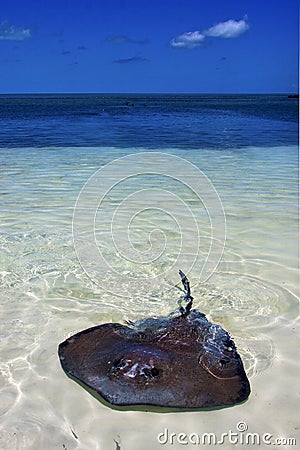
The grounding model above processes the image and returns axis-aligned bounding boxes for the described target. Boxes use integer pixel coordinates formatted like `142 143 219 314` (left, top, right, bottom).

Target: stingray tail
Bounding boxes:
178 270 194 316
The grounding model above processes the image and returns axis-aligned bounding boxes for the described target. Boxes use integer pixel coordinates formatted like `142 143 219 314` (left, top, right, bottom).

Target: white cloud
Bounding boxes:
170 17 249 49
204 19 249 39
170 31 206 49
0 21 32 41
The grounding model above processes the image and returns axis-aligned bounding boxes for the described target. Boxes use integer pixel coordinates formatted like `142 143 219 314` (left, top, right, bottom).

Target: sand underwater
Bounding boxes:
0 95 299 449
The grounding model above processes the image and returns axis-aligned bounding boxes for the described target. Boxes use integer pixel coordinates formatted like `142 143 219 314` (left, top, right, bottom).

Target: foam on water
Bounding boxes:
0 145 299 449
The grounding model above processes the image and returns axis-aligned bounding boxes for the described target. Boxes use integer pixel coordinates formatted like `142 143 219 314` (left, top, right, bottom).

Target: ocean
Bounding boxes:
0 94 299 449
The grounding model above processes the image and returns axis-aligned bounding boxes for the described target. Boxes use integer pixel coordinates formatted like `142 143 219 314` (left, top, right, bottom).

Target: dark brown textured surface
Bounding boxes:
58 309 250 409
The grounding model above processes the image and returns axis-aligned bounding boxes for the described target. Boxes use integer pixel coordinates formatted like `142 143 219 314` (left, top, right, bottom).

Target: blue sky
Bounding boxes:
0 0 298 93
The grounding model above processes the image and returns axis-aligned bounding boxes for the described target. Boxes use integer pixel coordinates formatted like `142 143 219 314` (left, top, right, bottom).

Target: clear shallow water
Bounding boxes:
0 95 299 449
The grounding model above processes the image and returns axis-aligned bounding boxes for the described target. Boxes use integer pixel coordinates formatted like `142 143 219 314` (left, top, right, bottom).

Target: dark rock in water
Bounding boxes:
288 94 299 98
58 271 250 409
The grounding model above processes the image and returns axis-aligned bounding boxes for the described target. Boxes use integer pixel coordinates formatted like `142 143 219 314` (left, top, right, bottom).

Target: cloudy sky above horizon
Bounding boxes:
0 0 298 93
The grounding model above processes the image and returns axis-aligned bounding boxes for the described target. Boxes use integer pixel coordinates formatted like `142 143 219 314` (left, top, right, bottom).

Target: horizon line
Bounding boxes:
0 92 297 96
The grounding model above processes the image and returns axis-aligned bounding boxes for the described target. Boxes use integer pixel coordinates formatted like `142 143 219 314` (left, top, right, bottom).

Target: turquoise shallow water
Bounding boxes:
0 142 299 449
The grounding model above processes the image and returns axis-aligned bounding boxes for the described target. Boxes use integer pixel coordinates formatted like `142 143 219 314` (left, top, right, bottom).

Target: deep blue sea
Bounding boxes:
0 94 299 450
0 94 298 148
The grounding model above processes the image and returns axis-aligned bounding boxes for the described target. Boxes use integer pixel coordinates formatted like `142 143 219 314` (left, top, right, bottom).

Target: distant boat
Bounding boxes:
288 94 299 98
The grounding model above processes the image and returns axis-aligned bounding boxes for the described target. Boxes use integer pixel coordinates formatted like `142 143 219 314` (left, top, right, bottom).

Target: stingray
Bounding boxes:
58 271 250 409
